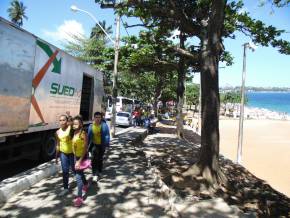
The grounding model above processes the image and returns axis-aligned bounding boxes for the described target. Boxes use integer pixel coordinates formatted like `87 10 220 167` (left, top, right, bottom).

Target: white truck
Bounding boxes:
0 17 105 164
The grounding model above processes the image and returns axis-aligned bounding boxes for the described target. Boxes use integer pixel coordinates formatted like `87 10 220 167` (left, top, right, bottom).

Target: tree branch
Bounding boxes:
125 23 154 28
154 59 178 69
168 46 199 62
121 0 202 37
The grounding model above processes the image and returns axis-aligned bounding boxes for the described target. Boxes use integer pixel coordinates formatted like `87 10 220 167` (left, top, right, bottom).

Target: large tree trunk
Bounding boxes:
176 31 186 138
182 0 227 186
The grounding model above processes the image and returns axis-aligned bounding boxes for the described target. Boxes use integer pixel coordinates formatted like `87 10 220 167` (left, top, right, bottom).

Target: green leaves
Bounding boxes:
220 91 247 104
236 12 290 54
117 31 178 103
7 0 27 27
185 83 200 107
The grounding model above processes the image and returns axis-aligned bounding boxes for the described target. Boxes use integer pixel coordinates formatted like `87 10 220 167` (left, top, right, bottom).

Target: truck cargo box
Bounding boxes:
0 17 104 136
0 17 35 133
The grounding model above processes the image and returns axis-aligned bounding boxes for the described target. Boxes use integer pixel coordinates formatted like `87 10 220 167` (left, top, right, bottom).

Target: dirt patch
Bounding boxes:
143 122 290 217
0 95 30 132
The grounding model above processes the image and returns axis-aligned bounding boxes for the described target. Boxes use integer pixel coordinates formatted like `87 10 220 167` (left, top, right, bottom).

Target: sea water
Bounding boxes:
247 92 290 115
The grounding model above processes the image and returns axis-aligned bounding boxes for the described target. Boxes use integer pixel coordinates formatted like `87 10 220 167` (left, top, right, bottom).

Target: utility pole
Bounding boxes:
237 42 256 164
237 44 247 164
111 13 120 137
97 0 121 137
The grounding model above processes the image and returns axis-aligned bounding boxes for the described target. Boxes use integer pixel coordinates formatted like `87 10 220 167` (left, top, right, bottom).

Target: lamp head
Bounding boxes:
70 5 79 12
248 41 257 51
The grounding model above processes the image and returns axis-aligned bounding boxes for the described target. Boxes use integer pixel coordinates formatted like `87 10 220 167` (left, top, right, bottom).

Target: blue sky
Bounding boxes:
0 0 289 88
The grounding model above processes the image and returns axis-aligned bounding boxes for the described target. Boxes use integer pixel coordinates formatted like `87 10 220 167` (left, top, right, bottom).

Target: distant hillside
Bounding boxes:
220 86 290 92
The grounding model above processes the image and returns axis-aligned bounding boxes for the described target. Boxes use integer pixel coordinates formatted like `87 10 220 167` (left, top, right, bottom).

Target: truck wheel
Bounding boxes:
40 133 56 161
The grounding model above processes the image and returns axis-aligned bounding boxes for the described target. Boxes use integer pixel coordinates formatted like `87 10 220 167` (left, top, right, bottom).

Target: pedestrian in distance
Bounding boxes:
132 109 138 127
72 115 89 207
88 112 110 182
195 121 199 133
136 108 141 126
55 115 75 196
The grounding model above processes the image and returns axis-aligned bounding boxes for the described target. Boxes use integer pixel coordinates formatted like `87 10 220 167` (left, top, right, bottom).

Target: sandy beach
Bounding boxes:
219 119 290 197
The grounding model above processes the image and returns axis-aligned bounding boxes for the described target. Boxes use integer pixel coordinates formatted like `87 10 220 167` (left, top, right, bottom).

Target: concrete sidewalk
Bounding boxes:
0 126 251 218
0 127 175 218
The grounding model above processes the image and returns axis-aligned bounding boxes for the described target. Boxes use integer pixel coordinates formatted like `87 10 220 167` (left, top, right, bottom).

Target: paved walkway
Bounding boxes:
0 127 251 218
0 128 175 218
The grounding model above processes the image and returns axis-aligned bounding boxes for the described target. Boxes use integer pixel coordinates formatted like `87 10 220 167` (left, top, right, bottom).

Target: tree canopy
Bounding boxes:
185 83 199 109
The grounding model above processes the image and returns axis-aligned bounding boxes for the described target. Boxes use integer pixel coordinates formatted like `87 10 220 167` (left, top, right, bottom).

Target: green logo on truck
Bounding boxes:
37 40 62 74
50 82 75 96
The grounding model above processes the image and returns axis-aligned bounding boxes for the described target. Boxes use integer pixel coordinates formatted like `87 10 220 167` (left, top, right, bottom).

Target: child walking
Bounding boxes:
56 115 75 196
72 115 89 207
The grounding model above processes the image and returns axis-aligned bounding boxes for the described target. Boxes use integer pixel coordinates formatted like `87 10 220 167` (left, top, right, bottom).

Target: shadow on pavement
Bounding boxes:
0 128 171 218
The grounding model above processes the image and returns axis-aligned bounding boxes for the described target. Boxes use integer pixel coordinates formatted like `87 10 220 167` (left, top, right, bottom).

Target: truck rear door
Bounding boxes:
0 19 35 133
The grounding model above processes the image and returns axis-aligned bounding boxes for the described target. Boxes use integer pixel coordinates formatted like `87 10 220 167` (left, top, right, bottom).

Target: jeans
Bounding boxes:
75 157 88 197
91 144 105 176
60 152 75 189
132 118 136 127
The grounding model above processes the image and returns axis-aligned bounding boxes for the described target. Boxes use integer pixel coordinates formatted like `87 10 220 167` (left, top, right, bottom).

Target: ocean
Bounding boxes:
246 92 290 115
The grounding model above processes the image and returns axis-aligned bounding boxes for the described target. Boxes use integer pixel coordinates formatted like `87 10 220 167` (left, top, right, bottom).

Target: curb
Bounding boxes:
0 161 60 204
115 126 135 136
144 153 180 216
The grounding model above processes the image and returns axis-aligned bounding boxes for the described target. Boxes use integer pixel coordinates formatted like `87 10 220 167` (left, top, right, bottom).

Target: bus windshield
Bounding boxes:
119 97 133 113
106 96 133 116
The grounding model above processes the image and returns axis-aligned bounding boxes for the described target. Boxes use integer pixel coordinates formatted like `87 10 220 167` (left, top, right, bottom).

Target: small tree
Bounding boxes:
90 20 113 41
119 32 178 115
7 0 27 27
186 84 199 110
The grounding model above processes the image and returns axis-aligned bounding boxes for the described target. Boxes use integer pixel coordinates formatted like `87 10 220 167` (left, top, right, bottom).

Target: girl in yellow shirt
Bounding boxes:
72 115 89 207
56 115 75 196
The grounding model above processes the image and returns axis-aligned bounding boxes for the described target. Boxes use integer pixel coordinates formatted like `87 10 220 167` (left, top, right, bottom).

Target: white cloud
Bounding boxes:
172 29 180 37
238 7 248 15
42 20 85 44
168 29 180 43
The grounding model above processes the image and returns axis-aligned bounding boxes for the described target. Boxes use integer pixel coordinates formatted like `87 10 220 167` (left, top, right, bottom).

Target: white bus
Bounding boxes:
105 96 134 120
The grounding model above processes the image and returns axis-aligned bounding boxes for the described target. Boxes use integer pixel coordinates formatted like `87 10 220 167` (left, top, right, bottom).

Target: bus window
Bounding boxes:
122 98 133 105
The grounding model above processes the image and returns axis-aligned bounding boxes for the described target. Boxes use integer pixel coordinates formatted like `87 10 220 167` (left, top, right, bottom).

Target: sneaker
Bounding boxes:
82 184 89 194
59 189 69 196
74 197 83 207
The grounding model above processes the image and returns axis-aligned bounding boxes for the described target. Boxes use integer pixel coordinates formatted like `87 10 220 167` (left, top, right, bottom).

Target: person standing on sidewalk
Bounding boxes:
55 115 75 196
72 115 89 207
88 112 110 182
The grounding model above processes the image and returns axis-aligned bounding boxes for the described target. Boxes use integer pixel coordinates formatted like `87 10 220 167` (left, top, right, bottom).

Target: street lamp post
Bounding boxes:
98 0 121 137
237 42 256 164
70 5 120 137
111 14 120 137
71 5 115 44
